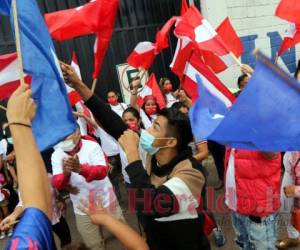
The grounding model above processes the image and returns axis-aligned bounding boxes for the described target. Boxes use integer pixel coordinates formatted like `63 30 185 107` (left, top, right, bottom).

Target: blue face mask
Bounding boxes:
139 129 160 155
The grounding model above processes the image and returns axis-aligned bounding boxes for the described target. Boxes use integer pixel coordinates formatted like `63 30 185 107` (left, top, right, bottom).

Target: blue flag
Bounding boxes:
189 75 231 141
209 52 300 151
0 0 76 151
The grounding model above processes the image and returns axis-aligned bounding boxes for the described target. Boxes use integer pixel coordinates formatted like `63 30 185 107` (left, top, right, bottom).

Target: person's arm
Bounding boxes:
177 89 192 108
79 198 149 250
193 141 209 162
73 111 98 128
7 85 52 219
61 62 127 140
130 79 141 111
0 206 23 231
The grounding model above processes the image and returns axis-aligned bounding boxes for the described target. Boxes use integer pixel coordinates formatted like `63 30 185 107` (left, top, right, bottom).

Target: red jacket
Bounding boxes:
225 149 281 217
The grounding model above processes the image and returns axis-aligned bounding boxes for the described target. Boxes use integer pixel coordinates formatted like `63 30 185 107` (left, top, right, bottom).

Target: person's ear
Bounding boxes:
166 137 177 148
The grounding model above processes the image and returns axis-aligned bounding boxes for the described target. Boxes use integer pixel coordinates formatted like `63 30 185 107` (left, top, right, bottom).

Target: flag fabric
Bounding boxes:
71 52 81 79
277 23 300 56
201 17 244 73
45 0 119 79
155 17 177 53
137 73 166 109
127 42 157 70
189 74 231 141
0 0 76 151
181 0 189 15
174 6 230 57
170 37 194 78
93 0 119 78
0 53 31 100
208 52 300 151
275 0 300 25
127 17 177 70
184 52 236 104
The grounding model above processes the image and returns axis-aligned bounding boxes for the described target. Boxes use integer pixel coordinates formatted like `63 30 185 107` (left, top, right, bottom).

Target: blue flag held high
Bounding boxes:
0 0 76 151
208 51 300 151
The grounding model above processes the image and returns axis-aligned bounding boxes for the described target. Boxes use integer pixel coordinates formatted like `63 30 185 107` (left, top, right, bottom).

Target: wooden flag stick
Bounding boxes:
229 51 243 67
12 0 26 87
0 105 7 111
91 79 97 93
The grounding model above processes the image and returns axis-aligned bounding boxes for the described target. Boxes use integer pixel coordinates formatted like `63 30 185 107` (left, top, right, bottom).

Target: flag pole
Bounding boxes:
229 52 252 77
12 0 26 87
91 78 97 93
0 105 7 112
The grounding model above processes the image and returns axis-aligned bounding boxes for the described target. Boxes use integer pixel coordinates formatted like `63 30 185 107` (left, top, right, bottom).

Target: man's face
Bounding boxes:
147 116 175 148
239 76 249 91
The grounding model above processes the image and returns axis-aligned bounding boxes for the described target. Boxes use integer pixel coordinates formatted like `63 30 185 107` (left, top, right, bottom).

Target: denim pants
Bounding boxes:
231 212 278 250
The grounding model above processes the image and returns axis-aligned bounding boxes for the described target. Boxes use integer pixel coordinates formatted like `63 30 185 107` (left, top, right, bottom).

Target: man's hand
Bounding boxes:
7 85 36 127
118 130 140 163
60 61 82 88
78 196 109 225
0 213 17 231
64 155 81 173
65 184 80 195
241 64 254 76
62 159 73 176
284 185 296 198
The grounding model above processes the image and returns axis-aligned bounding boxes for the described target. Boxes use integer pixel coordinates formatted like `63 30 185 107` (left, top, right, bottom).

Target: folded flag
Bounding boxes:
201 17 244 73
137 73 166 109
0 52 31 100
209 52 300 151
275 0 300 25
277 23 300 56
0 0 77 151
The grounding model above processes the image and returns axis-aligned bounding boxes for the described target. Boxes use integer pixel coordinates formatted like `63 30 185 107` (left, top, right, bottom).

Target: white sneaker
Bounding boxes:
0 231 6 240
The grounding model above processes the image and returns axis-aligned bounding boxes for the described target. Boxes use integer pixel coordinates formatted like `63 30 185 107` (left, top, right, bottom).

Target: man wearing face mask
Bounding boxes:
51 128 124 250
107 90 128 117
60 62 210 250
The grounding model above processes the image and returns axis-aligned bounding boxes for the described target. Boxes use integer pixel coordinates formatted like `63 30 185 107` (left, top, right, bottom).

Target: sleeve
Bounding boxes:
6 208 55 250
79 143 108 182
126 160 180 218
85 95 127 140
139 109 152 129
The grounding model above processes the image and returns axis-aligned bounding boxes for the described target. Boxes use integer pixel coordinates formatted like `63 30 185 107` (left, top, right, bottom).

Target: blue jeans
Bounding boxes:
231 212 278 250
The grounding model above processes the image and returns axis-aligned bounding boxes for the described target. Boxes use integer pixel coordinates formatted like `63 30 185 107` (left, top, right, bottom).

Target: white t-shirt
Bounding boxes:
94 127 120 157
0 139 8 159
110 103 128 117
51 139 115 215
166 93 178 108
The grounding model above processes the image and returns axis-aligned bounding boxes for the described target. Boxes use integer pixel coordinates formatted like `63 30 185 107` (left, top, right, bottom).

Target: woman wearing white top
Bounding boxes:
107 90 128 117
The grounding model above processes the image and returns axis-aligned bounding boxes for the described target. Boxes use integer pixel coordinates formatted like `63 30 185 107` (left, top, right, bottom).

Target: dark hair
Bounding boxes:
294 60 300 78
122 107 140 120
107 90 119 96
237 74 248 89
171 102 188 113
159 107 193 152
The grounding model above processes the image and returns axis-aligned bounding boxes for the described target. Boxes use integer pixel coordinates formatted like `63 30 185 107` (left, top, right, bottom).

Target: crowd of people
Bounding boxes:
0 60 300 250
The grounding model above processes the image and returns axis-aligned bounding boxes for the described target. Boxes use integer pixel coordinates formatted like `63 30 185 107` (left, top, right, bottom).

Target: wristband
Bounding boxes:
8 122 31 128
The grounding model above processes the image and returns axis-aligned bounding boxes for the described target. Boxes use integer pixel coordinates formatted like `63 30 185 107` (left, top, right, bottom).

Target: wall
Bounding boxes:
201 0 299 89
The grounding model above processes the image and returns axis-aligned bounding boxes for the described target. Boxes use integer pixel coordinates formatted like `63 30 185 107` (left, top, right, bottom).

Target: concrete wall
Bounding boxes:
200 0 299 89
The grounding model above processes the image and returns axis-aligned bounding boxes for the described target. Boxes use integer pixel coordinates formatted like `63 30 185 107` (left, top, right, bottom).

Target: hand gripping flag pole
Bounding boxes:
12 0 26 87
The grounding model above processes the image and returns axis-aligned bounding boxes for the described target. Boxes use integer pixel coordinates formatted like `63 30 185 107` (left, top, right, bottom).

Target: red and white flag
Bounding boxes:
275 0 300 25
275 0 300 56
137 73 166 109
45 0 119 80
200 17 244 73
71 52 82 79
0 53 31 100
174 6 230 57
127 17 177 70
127 42 157 70
277 23 300 56
181 0 189 15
